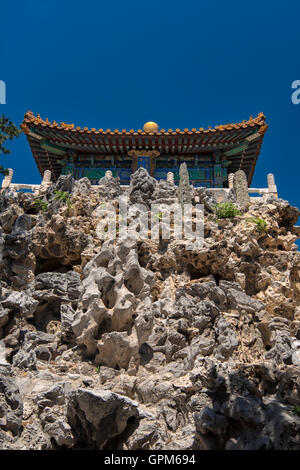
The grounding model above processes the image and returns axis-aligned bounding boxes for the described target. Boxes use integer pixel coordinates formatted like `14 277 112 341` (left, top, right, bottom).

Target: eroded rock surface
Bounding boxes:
0 172 299 450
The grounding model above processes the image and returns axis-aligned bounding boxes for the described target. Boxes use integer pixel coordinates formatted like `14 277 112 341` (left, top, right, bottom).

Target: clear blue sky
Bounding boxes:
1 0 300 209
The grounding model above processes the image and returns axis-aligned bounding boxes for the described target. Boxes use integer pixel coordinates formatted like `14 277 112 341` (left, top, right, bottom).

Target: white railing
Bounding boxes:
0 169 52 194
1 169 278 201
228 172 278 200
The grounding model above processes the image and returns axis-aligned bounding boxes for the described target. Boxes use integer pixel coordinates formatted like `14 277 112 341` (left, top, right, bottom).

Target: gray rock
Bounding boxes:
126 418 161 450
34 271 81 302
98 175 121 201
16 420 51 450
151 179 177 205
0 308 10 329
129 168 156 209
72 234 153 357
233 169 250 209
48 175 74 196
0 187 17 214
219 280 265 313
12 331 59 370
2 291 38 318
43 418 75 448
1 161 300 451
214 317 238 361
178 163 192 207
11 214 33 236
0 340 9 366
194 407 228 436
197 187 217 212
60 304 77 342
265 332 293 364
13 348 37 370
66 388 140 449
192 361 300 450
192 337 215 357
72 177 91 195
0 375 23 436
36 383 71 409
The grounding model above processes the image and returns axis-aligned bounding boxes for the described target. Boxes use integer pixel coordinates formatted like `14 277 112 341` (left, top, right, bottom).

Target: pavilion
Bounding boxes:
22 111 268 188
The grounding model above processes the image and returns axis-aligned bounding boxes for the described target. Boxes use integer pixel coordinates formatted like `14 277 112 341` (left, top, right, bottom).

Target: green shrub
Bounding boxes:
34 199 48 211
292 405 300 416
247 217 268 234
53 190 72 207
214 202 241 220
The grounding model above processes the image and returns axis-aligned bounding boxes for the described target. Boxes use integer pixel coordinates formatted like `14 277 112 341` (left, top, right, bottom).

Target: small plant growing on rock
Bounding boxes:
292 405 300 416
53 190 72 207
247 217 268 234
214 202 241 221
34 199 48 211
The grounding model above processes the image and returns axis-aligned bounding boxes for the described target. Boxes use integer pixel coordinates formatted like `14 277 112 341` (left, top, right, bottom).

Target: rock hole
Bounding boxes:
25 208 37 215
139 342 154 364
29 300 61 332
35 257 75 275
124 272 143 295
102 415 140 450
186 264 210 280
96 317 112 339
213 273 222 286
102 288 117 309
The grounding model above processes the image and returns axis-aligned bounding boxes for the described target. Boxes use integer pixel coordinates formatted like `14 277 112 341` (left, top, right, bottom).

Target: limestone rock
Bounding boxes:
66 388 140 449
2 291 38 319
129 168 156 208
46 175 74 198
233 169 250 209
98 175 121 201
12 331 59 370
178 163 192 207
196 187 217 212
0 375 23 437
151 179 177 205
0 175 299 450
71 234 154 358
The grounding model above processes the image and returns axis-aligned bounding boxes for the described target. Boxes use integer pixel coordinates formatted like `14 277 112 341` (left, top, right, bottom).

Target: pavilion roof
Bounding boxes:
22 111 268 183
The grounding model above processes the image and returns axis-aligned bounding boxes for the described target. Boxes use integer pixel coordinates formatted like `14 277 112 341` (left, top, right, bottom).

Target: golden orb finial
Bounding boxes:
143 121 159 133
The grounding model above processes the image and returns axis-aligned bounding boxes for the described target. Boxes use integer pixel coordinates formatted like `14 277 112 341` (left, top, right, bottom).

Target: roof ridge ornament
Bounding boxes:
143 121 159 133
